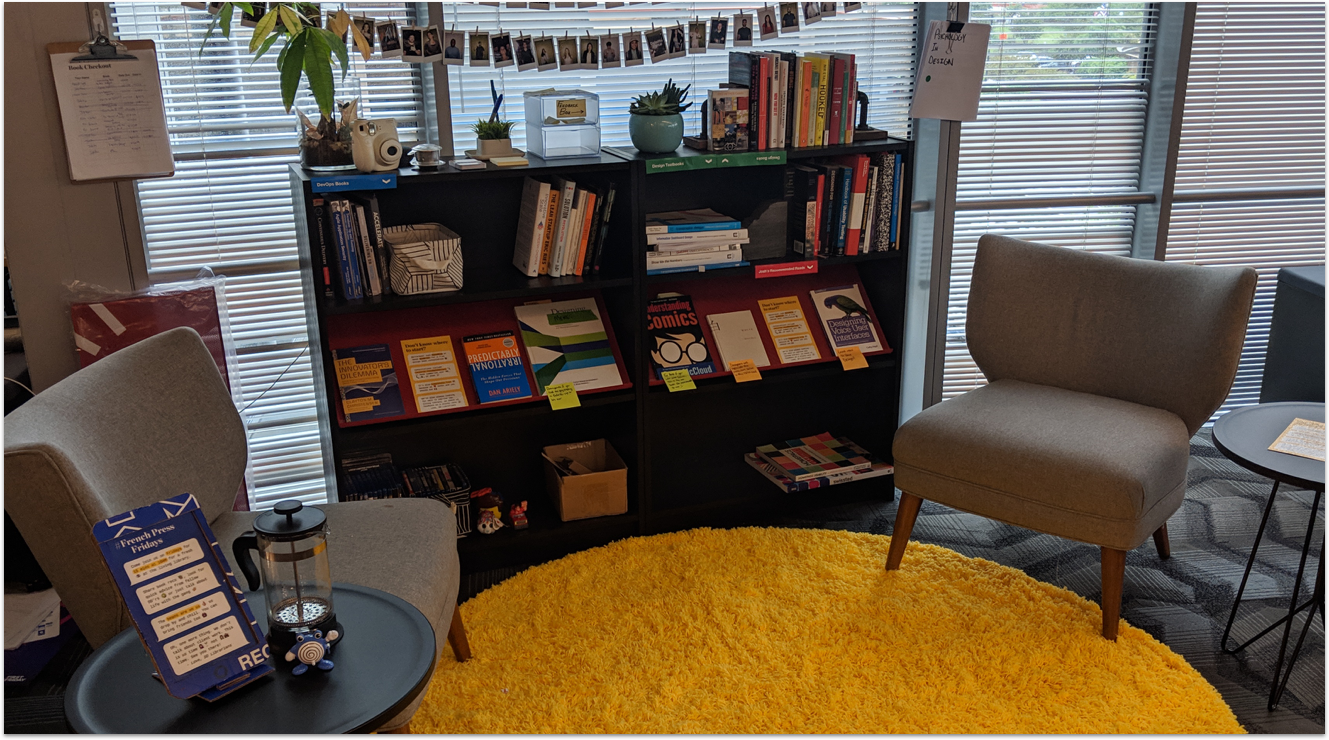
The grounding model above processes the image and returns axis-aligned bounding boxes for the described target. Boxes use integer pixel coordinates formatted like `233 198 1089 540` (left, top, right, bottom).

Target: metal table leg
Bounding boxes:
1270 543 1324 709
1266 485 1323 710
1221 480 1283 653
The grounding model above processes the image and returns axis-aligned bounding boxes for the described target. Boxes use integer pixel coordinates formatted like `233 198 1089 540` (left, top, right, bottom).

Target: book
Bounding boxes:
332 343 405 422
757 54 769 151
861 165 879 252
513 177 552 277
798 59 813 148
538 186 561 274
745 442 893 492
462 331 534 404
756 432 874 482
590 182 617 273
757 295 821 363
400 335 468 413
573 189 596 275
311 197 336 299
330 199 362 300
769 54 783 150
646 294 717 380
347 193 389 295
828 56 846 146
580 185 607 275
806 53 830 145
352 203 382 296
646 261 750 276
789 164 820 257
891 153 904 249
562 189 585 278
818 164 842 257
810 284 885 353
491 156 530 167
831 154 869 256
645 208 742 234
707 310 772 369
708 88 750 152
868 152 895 253
834 165 853 256
646 246 744 269
648 229 749 248
549 177 577 276
513 297 624 395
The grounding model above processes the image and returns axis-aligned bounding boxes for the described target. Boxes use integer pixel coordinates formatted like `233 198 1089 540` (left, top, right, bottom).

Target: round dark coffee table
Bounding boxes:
65 583 436 733
1212 401 1324 710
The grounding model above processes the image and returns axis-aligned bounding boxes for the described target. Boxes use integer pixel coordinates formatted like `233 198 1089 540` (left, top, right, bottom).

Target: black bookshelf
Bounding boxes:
291 137 913 573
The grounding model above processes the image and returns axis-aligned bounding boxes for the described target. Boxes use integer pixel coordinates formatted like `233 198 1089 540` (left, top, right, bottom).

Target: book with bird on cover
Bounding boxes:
809 284 883 353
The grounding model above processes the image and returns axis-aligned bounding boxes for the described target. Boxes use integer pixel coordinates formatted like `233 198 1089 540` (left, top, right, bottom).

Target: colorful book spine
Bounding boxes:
538 188 560 275
799 60 813 148
835 165 853 256
828 56 846 146
331 199 362 300
311 197 335 299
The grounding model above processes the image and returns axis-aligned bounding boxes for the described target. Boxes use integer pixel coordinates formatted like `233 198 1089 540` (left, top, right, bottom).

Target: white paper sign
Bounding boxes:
909 20 991 122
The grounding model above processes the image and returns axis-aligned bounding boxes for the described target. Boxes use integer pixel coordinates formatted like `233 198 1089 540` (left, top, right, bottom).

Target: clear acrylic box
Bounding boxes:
524 89 600 159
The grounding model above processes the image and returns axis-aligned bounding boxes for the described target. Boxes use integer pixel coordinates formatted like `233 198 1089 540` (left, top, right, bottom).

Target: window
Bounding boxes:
110 2 431 509
436 3 918 152
942 2 1160 399
1165 2 1325 416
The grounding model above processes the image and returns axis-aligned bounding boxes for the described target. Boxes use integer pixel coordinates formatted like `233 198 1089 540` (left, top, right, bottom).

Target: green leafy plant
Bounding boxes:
203 2 366 119
628 78 693 116
472 119 518 140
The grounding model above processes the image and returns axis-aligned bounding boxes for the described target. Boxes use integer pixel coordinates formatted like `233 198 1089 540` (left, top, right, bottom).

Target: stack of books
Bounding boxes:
746 432 893 493
512 176 617 278
645 209 750 275
790 152 905 256
724 50 861 153
312 193 390 300
339 452 407 501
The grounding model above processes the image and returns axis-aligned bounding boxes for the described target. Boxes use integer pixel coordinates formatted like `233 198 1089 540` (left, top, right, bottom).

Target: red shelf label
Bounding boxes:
754 260 819 279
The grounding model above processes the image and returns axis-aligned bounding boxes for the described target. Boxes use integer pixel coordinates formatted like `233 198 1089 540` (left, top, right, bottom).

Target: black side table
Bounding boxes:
65 583 436 733
1213 402 1325 710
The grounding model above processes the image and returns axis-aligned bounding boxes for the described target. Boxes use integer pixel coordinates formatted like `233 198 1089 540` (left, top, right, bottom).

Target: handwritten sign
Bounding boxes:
661 369 697 392
729 359 763 383
836 346 869 371
908 20 991 122
547 382 581 410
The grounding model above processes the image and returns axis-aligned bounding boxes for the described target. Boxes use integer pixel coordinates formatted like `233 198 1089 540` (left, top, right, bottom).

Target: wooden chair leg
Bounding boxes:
1152 523 1171 560
447 606 472 662
885 493 923 571
1100 547 1127 641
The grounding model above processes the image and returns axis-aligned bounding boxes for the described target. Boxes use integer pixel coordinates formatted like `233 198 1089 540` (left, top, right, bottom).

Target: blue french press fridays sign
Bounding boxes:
93 493 274 701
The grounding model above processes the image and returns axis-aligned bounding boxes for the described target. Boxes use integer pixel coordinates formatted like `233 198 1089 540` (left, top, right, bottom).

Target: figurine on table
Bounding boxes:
510 501 529 530
472 487 505 534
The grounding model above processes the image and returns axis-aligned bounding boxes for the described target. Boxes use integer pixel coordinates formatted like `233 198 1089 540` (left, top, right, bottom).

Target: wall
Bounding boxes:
4 2 148 392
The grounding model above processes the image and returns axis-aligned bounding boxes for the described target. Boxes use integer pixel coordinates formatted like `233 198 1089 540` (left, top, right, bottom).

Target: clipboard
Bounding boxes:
47 37 175 183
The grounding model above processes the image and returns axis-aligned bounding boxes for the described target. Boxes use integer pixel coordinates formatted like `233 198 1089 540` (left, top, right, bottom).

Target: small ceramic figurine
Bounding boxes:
285 628 339 675
510 500 529 530
472 487 505 535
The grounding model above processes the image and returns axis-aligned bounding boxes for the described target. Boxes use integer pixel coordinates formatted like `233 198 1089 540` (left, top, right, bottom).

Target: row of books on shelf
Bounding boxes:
711 50 860 153
792 152 904 257
340 455 476 535
313 194 392 301
746 432 893 493
512 176 618 278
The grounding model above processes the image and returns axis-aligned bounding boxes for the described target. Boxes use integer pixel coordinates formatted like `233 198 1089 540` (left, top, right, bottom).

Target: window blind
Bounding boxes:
1165 2 1325 417
942 2 1159 400
111 2 429 509
435 3 918 151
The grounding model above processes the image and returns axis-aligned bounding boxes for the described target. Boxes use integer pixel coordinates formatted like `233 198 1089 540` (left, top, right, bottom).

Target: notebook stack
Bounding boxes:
746 433 893 493
645 208 751 275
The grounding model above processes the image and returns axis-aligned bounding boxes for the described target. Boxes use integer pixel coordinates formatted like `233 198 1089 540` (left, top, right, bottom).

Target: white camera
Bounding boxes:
351 118 402 173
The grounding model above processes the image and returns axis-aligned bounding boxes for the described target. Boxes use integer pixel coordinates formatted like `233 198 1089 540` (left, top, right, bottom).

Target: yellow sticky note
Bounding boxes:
661 369 697 392
546 382 581 410
729 359 763 382
836 346 869 370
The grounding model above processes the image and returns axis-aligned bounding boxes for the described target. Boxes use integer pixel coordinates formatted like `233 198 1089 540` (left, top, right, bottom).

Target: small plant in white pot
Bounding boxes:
472 119 517 158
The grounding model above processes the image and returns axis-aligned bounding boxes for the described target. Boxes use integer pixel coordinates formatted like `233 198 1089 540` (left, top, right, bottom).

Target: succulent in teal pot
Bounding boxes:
628 78 692 154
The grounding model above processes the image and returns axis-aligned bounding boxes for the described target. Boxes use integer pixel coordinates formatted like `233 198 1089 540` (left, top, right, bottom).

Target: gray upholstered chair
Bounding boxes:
4 327 467 730
888 235 1257 640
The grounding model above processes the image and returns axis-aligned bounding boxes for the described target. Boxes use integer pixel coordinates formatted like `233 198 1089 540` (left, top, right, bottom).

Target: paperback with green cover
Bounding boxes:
514 297 623 395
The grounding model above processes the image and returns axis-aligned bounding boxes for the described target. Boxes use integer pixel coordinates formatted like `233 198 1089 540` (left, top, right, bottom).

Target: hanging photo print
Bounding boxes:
843 2 862 10
821 2 838 17
666 24 687 59
535 36 558 70
804 2 824 24
780 3 799 32
530 1 550 7
352 17 377 54
600 33 621 68
644 27 668 63
758 6 779 40
378 21 402 58
708 17 729 49
443 30 465 65
688 21 706 54
492 32 515 67
578 36 599 68
421 25 445 62
558 36 581 70
515 35 538 70
733 13 754 46
471 32 491 66
623 30 645 66
402 26 425 62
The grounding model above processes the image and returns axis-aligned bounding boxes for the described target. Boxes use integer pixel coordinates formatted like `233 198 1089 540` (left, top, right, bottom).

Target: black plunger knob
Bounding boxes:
274 499 303 524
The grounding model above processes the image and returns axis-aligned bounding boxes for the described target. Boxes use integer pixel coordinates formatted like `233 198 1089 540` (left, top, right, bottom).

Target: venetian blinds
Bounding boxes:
110 2 431 509
942 2 1160 399
435 3 918 152
1165 2 1325 417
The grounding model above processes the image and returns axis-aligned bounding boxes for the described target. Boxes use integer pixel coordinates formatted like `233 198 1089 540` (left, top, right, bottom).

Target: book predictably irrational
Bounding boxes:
332 343 406 422
513 297 623 395
646 294 717 380
463 331 534 404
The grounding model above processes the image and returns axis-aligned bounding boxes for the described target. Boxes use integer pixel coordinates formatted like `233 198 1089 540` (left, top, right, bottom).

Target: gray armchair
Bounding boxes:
4 327 467 730
888 235 1257 640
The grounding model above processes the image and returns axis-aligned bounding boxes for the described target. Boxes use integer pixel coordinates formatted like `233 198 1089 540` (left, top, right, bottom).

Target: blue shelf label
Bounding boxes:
311 172 398 192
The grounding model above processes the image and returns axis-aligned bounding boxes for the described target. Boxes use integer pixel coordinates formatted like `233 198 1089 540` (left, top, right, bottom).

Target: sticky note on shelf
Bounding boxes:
546 383 580 410
661 369 697 392
729 360 762 382
836 346 868 371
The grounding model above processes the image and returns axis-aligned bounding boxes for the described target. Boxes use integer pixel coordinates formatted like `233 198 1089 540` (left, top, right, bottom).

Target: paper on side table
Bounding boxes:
1268 417 1326 462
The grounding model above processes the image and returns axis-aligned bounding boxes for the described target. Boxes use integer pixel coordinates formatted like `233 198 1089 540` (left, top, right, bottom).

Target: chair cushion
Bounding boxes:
892 379 1191 551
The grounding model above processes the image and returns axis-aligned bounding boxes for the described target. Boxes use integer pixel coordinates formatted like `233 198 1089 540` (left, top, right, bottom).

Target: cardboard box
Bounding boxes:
542 440 629 521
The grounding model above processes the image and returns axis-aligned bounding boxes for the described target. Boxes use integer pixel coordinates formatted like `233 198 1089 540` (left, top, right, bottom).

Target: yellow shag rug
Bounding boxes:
410 527 1244 734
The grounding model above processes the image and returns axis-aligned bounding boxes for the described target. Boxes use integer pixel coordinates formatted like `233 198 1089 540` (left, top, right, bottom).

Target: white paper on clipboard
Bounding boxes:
908 20 991 122
48 41 174 182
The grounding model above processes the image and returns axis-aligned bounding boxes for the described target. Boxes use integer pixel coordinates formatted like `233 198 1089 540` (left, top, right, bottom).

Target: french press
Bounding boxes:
232 500 343 657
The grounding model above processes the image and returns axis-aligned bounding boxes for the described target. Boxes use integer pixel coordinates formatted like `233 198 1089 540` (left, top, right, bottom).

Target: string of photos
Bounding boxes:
187 2 864 71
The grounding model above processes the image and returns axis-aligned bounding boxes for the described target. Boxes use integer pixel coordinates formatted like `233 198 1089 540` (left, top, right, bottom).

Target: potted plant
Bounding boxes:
203 3 367 170
472 119 518 158
628 79 692 154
